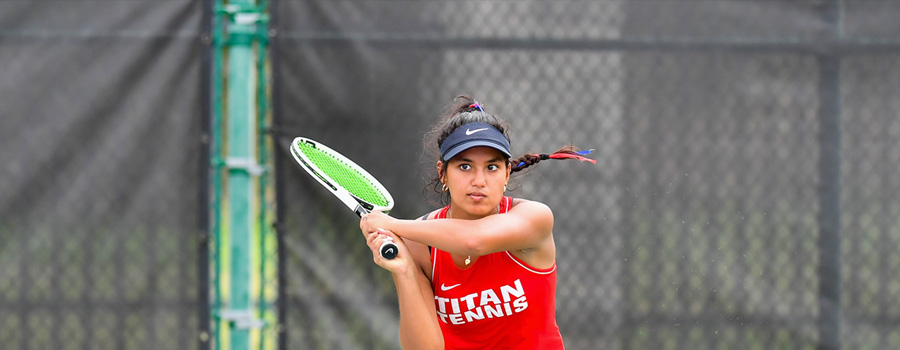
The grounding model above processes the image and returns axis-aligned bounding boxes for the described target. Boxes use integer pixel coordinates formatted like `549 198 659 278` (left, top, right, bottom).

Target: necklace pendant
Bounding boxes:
465 256 471 265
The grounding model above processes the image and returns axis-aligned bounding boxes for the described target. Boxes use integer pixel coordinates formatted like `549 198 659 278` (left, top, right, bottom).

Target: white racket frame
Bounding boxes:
289 137 395 217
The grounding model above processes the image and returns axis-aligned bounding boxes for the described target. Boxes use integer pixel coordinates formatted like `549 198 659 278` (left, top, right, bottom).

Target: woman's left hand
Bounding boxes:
360 210 396 235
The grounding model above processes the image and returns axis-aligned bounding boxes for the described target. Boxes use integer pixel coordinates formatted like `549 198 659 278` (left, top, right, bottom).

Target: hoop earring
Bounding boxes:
442 183 449 192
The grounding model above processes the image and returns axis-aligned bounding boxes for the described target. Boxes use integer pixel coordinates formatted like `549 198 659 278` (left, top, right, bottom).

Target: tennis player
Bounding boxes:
361 95 594 349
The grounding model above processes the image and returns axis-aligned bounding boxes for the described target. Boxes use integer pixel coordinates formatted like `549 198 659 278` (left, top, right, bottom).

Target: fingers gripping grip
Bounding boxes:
361 210 397 260
379 241 398 260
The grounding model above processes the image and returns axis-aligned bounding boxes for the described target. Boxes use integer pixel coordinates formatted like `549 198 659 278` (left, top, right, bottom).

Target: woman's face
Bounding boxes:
439 146 510 219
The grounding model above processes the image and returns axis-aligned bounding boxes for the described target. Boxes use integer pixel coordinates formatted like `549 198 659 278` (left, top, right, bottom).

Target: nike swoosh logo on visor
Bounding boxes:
465 128 489 136
440 283 461 291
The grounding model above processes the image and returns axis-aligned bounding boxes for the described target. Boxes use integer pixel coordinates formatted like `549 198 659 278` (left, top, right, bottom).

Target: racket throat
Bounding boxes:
353 197 387 216
354 204 370 217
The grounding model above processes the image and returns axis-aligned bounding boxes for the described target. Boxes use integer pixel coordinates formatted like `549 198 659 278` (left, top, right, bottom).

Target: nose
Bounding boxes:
472 168 487 187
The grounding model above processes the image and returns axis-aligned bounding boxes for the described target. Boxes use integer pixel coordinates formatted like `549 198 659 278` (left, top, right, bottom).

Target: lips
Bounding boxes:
467 191 488 201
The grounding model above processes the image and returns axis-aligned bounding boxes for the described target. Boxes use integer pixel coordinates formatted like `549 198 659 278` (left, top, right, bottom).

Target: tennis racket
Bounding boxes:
289 137 399 259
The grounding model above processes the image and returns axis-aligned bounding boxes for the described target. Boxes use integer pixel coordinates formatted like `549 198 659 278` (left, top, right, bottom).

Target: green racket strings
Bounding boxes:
296 140 390 207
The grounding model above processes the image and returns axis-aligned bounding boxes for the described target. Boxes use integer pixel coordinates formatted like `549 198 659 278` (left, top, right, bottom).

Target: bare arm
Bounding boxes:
363 200 554 260
392 259 443 350
362 226 443 350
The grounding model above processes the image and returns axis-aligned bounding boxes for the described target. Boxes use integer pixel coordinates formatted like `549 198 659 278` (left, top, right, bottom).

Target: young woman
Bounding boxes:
360 95 594 350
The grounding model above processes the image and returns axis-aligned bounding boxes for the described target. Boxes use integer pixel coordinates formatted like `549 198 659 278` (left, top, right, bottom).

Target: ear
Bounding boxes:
436 160 445 180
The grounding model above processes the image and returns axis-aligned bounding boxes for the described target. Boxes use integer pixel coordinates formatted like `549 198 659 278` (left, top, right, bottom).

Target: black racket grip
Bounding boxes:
379 241 399 260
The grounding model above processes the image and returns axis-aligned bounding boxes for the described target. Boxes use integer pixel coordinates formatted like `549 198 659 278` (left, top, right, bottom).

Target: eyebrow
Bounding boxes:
456 157 505 163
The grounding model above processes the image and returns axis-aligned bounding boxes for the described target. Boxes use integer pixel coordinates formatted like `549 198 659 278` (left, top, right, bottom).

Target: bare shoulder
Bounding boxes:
509 198 554 218
507 198 554 234
507 198 557 267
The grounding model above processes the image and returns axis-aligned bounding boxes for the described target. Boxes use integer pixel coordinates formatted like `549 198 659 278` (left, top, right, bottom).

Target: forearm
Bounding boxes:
394 268 443 350
389 219 483 256
363 202 551 258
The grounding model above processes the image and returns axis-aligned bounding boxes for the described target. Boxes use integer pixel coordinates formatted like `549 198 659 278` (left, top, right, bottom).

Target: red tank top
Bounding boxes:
430 197 565 350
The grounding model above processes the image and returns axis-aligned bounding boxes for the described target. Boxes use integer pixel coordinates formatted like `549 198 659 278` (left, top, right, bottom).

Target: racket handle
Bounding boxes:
379 241 399 260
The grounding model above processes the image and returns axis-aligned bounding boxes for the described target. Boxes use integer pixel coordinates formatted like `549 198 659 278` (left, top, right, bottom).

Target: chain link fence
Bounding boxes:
0 2 209 350
2 1 898 350
272 1 900 349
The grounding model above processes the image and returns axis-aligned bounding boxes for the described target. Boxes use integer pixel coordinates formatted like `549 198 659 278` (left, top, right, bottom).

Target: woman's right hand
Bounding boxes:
363 221 444 350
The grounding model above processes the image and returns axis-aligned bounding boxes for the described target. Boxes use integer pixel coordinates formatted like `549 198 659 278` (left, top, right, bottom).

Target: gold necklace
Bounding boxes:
447 207 472 265
448 204 501 266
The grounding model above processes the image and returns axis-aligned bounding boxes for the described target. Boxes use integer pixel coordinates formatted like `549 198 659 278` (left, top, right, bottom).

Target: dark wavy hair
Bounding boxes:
423 95 593 205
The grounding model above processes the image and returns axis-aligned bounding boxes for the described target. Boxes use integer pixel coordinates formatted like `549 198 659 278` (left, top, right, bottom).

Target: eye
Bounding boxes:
487 164 500 171
459 164 472 170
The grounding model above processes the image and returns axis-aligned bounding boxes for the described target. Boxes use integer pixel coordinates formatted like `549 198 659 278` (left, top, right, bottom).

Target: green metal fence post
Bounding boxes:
221 1 266 350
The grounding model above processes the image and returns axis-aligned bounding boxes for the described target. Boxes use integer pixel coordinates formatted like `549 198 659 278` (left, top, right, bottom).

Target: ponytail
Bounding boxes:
510 146 596 173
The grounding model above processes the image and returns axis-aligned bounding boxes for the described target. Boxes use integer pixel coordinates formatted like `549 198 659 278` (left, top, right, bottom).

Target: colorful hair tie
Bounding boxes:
516 149 596 167
468 102 485 113
547 149 596 163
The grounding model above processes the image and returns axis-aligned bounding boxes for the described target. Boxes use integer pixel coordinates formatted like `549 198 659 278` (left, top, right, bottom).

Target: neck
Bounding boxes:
448 203 501 220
